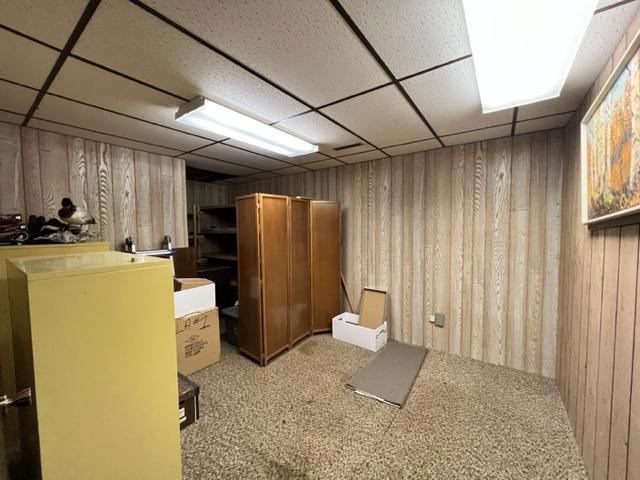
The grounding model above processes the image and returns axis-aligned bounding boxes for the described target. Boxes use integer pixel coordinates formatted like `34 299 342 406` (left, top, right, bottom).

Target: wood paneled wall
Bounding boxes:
557 14 640 480
0 121 188 250
232 130 564 377
186 180 230 209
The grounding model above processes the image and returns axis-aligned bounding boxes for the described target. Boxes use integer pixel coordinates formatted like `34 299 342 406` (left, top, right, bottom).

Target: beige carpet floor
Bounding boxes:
181 335 586 479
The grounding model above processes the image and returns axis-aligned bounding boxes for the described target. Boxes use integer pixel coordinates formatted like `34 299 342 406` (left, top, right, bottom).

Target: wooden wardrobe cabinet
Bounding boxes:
310 201 341 332
236 194 339 365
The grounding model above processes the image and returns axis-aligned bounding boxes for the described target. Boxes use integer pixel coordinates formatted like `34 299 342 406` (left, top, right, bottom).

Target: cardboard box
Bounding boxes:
174 281 216 318
178 374 200 430
174 277 211 291
332 314 388 352
176 307 220 375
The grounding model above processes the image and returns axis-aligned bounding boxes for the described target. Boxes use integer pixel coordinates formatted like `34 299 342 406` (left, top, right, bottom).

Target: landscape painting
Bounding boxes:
582 37 640 224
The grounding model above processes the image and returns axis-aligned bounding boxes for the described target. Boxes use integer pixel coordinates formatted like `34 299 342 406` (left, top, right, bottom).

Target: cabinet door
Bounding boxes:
259 195 290 361
236 195 263 363
289 198 311 344
310 201 341 332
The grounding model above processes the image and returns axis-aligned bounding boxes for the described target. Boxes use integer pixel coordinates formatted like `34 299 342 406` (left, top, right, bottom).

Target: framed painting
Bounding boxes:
582 29 640 225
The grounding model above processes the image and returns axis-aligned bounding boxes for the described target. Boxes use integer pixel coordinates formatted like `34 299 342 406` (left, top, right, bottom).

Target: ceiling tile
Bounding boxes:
520 2 640 120
340 0 470 78
402 57 512 136
273 165 308 175
321 85 432 147
225 176 254 184
442 125 512 147
515 113 574 135
304 159 344 170
0 80 37 114
73 0 308 123
195 143 290 171
35 95 211 152
0 29 59 88
250 172 280 180
0 111 24 125
28 118 183 156
49 58 224 141
276 112 372 156
384 138 440 157
338 149 388 164
145 0 388 106
222 138 327 164
180 153 260 176
0 0 87 48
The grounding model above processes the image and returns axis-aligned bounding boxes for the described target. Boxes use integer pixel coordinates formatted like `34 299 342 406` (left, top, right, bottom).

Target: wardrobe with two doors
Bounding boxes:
236 193 340 366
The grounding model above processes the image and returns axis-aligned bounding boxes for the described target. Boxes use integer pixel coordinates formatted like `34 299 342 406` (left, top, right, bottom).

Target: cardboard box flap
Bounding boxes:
174 278 212 291
358 288 387 329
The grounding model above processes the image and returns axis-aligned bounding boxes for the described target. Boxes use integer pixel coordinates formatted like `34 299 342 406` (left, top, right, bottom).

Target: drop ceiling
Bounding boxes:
0 0 638 184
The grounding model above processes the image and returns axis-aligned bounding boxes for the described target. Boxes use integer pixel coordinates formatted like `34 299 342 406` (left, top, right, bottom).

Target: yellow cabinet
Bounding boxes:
0 241 109 473
7 251 181 479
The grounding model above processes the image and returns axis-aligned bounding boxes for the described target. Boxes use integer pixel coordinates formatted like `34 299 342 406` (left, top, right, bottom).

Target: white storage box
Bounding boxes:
174 283 216 318
332 313 388 352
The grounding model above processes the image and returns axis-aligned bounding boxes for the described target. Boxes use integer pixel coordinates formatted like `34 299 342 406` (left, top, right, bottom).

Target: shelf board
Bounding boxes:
200 228 237 235
201 252 238 262
199 204 236 211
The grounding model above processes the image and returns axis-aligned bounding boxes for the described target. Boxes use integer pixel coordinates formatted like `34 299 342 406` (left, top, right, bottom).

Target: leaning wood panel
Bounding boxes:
260 194 290 360
289 198 311 344
310 201 340 333
236 195 262 364
608 225 638 480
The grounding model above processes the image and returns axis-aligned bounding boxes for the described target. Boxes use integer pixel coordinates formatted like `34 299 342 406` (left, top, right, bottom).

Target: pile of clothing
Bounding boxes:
27 215 94 243
0 214 28 244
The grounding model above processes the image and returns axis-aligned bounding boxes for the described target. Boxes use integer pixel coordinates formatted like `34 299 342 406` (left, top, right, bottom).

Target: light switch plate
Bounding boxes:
434 313 445 328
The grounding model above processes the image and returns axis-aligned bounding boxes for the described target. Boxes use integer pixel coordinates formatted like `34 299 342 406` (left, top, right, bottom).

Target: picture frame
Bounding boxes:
581 27 640 225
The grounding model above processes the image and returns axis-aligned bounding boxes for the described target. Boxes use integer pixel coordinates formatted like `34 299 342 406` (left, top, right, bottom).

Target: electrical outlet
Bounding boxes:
435 313 445 328
429 315 435 324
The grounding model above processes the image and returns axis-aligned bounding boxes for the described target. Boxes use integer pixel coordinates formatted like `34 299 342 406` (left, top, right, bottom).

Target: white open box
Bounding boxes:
174 283 216 318
332 313 388 352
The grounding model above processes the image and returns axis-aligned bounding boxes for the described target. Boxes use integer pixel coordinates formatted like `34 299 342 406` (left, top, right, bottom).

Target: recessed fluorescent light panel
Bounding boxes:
462 0 598 113
176 96 318 157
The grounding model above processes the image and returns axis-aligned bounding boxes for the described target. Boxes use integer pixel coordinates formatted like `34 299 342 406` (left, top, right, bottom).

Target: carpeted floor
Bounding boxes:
181 335 586 479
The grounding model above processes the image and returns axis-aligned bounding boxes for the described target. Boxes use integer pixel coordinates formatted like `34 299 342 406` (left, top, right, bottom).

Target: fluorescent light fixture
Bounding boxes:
175 96 318 157
462 0 598 113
